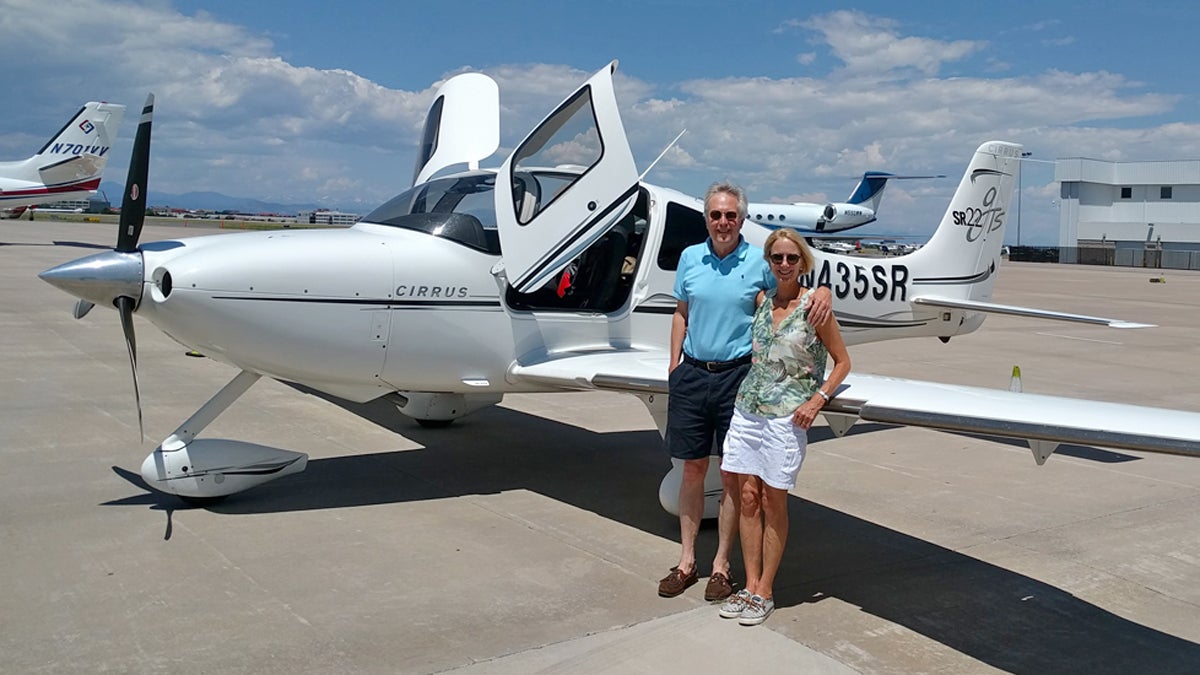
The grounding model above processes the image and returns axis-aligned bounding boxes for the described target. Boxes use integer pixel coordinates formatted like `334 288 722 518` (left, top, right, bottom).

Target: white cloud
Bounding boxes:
0 3 1190 244
800 10 986 77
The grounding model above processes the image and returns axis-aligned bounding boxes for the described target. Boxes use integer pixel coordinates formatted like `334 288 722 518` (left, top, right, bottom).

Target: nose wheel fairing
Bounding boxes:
141 440 307 498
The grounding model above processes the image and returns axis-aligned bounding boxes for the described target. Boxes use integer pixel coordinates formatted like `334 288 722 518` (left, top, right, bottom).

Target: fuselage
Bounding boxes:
126 172 996 404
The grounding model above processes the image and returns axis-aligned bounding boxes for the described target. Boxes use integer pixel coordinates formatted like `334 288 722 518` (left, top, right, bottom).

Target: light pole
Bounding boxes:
1017 151 1032 246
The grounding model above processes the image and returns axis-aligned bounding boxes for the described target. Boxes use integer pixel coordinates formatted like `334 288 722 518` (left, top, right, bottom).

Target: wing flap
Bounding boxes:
509 349 668 394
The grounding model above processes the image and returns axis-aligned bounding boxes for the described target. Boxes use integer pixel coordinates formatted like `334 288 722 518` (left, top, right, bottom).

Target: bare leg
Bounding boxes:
757 485 789 600
711 469 740 577
738 474 764 595
676 456 709 574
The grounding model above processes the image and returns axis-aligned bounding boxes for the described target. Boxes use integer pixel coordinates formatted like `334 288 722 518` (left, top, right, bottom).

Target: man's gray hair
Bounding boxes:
704 181 748 219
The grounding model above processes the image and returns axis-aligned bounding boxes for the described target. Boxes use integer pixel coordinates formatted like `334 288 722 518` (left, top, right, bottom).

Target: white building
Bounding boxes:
1056 157 1200 267
298 210 360 226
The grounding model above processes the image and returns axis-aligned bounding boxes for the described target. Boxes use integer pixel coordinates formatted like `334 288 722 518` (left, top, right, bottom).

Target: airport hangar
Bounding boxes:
1057 156 1200 268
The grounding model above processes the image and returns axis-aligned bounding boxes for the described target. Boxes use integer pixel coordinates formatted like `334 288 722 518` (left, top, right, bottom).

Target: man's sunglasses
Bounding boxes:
708 210 740 222
769 253 802 265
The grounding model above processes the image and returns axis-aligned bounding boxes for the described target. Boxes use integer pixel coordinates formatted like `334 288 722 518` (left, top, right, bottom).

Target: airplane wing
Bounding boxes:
510 352 1200 462
829 373 1200 461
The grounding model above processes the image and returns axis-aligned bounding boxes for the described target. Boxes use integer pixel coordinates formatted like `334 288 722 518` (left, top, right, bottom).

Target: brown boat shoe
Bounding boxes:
704 571 734 601
657 566 698 597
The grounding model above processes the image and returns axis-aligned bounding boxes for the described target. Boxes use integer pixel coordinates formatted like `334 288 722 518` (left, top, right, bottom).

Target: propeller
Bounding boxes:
117 94 153 254
115 93 154 440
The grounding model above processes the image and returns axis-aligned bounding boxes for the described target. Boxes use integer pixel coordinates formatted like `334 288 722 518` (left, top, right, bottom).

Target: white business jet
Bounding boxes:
0 101 125 211
746 171 939 233
40 64 1200 517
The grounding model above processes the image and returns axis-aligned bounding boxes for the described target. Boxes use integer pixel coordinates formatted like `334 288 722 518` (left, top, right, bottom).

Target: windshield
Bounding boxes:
363 172 500 254
363 169 587 256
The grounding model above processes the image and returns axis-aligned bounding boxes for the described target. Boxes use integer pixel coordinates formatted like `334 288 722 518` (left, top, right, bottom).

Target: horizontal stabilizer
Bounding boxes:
39 153 104 186
913 295 1155 328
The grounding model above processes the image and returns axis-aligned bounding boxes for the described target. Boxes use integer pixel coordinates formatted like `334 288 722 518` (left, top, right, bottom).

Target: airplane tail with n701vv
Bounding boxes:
0 101 125 210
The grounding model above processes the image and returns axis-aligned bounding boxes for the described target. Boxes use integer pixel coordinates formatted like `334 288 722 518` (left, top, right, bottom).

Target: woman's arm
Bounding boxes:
792 316 851 429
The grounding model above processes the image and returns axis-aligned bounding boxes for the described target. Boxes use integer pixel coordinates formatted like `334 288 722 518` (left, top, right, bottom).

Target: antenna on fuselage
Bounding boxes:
639 128 686 181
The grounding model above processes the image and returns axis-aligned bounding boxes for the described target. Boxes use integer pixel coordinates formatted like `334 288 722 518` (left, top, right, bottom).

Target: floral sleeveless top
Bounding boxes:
734 288 828 418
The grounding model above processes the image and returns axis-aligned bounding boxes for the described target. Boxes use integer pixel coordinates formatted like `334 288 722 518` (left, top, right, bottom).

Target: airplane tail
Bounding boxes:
845 171 893 211
845 170 944 215
905 141 1021 304
2 102 125 186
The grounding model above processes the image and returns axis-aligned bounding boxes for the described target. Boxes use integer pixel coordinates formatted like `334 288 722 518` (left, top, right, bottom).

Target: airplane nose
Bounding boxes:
39 250 144 309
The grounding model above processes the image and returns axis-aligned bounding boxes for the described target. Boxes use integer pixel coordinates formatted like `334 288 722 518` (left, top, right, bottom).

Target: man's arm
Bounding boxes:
669 300 688 373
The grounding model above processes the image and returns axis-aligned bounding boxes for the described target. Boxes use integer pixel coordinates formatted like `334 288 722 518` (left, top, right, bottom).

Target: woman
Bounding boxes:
718 227 851 626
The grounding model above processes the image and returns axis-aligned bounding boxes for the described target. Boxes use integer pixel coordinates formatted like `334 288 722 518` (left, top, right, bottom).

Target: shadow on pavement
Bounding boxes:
105 392 1199 673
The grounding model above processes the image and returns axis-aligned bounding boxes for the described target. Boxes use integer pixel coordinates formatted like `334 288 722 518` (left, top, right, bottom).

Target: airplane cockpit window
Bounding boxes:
510 86 603 225
656 202 709 271
363 172 501 255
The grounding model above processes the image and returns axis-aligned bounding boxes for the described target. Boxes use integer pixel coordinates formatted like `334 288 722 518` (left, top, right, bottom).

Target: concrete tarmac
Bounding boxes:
2 219 1198 673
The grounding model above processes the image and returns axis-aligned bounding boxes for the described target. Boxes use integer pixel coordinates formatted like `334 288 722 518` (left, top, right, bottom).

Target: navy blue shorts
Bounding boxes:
665 357 752 460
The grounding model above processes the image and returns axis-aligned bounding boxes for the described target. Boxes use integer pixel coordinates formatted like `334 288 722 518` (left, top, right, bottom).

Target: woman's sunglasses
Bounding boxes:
769 253 801 265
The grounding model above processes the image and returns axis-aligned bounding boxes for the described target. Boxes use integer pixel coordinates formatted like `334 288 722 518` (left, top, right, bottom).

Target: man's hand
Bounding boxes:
805 286 833 326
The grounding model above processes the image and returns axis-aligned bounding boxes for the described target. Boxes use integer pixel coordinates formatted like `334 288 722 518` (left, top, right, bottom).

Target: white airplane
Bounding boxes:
40 64 1200 517
819 240 858 254
746 171 939 233
0 101 125 211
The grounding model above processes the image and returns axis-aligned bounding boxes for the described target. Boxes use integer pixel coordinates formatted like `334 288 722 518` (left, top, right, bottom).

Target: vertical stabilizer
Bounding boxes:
846 171 893 211
906 141 1021 303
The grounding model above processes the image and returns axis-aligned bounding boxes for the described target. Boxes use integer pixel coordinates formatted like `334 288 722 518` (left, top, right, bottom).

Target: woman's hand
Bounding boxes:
791 398 824 429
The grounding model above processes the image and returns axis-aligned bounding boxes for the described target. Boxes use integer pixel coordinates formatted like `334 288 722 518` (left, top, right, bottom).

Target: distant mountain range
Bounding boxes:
98 181 376 215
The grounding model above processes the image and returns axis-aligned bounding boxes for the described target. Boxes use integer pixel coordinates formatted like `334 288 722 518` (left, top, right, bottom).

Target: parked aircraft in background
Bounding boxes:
747 171 941 234
40 64 1200 518
0 101 125 212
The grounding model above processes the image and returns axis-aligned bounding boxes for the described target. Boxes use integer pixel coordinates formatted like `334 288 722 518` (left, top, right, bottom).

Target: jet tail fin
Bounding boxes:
846 171 945 211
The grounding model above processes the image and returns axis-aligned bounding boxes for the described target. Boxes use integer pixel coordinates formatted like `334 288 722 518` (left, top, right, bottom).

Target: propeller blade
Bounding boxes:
116 93 154 254
116 295 143 441
73 299 95 319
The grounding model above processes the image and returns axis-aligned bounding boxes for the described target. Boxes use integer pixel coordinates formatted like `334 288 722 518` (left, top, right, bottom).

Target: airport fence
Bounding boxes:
1010 246 1200 271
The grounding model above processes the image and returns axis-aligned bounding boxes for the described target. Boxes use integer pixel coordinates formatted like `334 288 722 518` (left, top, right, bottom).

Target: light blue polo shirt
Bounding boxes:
674 237 775 362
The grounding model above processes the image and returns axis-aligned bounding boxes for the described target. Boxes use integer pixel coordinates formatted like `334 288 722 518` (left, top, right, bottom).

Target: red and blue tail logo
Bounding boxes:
78 119 95 134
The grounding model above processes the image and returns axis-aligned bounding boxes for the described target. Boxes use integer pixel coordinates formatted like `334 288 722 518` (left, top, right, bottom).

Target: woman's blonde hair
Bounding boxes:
762 228 815 274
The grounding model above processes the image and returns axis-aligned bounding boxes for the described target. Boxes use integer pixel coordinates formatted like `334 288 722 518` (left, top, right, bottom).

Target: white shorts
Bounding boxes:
720 408 807 490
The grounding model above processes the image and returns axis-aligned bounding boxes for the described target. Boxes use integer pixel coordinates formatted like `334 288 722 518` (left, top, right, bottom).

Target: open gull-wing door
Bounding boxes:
412 72 500 187
493 60 639 292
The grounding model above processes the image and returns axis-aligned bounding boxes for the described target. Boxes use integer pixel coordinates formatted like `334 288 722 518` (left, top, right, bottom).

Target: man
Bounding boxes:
659 182 832 601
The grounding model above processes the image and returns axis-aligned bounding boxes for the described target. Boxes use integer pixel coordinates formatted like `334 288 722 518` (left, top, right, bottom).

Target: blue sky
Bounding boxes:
1 0 1196 244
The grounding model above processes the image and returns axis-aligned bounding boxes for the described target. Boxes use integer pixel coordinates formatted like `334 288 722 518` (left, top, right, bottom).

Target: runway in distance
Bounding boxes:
0 101 125 214
39 63 1200 515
